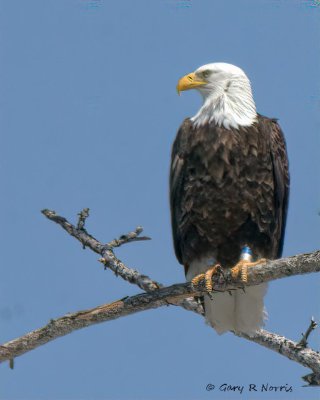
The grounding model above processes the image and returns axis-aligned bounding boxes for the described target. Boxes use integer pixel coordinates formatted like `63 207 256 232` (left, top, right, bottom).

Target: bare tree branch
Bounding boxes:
76 207 90 231
41 208 160 292
2 209 319 385
235 330 320 385
1 259 320 382
0 279 212 363
298 318 318 349
41 209 203 315
106 225 151 248
1 250 320 367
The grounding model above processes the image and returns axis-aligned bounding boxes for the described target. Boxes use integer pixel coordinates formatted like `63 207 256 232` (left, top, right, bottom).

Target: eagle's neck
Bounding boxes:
191 78 257 130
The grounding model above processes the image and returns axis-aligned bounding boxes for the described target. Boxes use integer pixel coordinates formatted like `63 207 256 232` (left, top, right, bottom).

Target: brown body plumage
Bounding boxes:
170 115 289 275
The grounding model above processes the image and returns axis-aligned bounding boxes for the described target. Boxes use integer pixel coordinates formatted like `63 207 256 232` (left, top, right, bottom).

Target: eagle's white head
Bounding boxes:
177 62 257 130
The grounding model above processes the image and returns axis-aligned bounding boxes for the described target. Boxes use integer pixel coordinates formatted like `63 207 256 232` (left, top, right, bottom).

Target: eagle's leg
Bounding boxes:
191 264 221 294
231 246 266 283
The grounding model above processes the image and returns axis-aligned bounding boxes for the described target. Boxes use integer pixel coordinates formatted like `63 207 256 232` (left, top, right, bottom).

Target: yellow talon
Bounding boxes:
231 258 267 282
191 273 205 288
205 266 218 292
191 264 221 293
241 264 248 282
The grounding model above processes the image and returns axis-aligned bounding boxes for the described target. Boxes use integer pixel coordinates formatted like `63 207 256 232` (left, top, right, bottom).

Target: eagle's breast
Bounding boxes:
170 116 288 269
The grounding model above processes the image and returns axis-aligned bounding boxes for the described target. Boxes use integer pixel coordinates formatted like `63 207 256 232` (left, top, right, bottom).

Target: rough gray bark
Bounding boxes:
235 328 320 385
41 209 158 292
1 209 319 386
1 285 320 385
41 209 203 314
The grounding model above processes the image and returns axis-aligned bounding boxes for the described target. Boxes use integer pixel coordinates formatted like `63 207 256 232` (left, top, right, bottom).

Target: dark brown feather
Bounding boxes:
170 115 289 271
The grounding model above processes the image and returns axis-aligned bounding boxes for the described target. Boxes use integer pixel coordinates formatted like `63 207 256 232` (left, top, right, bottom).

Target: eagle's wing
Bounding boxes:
269 119 290 258
169 119 190 265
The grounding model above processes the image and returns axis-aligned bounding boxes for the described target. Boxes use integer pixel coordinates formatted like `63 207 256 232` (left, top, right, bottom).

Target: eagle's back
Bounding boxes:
170 115 289 270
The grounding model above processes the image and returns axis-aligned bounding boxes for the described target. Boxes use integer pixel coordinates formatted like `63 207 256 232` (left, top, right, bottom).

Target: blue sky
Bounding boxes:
0 0 319 399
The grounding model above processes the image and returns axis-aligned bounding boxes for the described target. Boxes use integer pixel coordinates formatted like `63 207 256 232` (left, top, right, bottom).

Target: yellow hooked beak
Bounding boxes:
176 72 207 95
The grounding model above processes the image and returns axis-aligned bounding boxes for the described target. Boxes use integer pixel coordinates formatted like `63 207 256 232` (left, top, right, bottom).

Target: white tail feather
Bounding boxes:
187 258 267 336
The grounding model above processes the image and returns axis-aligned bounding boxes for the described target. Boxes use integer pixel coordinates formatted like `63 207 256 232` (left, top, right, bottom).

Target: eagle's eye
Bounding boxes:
202 70 212 79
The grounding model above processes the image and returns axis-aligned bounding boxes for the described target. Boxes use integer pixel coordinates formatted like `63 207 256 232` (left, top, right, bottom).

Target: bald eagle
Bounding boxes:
170 63 289 335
